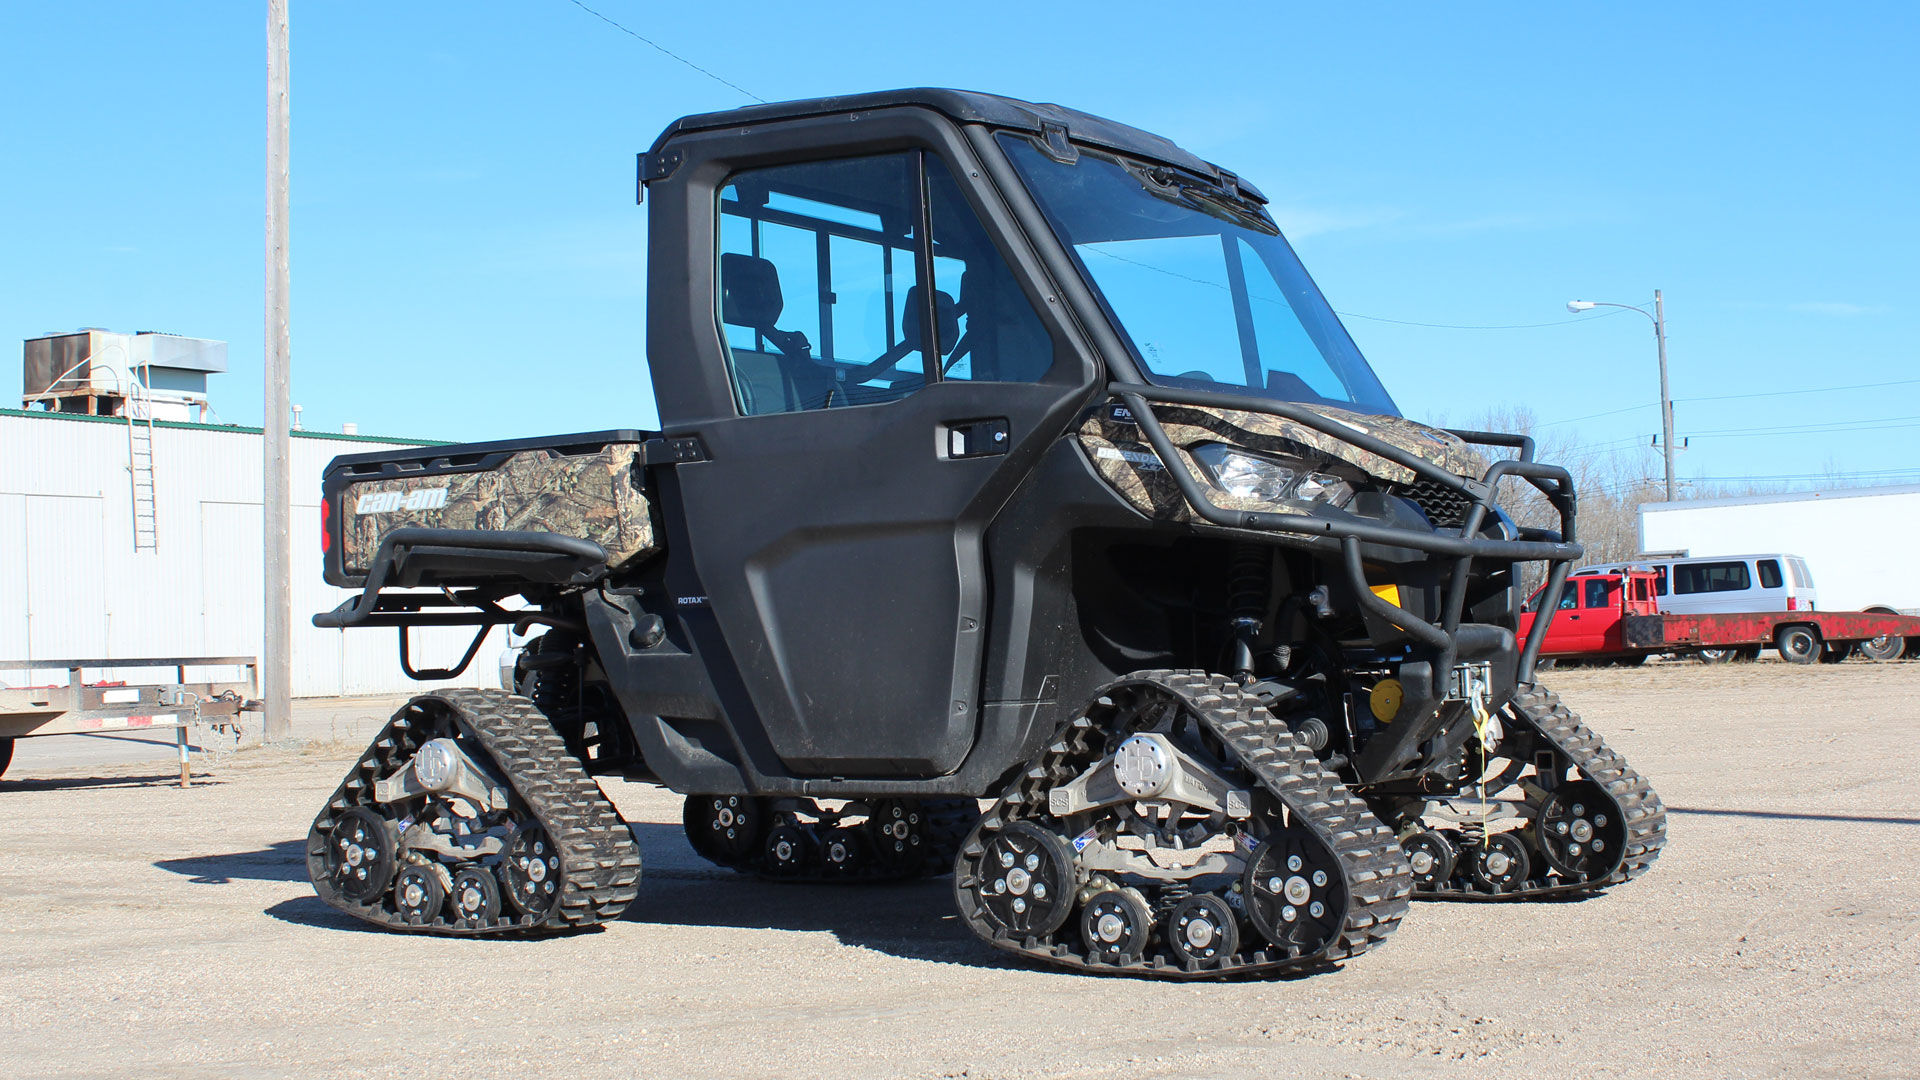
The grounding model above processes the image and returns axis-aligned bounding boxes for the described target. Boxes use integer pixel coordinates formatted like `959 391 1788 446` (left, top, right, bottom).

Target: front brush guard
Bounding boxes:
1108 382 1580 692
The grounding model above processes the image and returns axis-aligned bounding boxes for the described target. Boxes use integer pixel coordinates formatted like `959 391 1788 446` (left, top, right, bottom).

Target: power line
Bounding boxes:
1676 376 1920 405
1539 376 1920 429
561 0 765 103
1337 307 1632 331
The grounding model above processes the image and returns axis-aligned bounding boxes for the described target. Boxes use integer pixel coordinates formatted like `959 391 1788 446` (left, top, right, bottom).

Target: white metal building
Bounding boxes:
0 406 509 696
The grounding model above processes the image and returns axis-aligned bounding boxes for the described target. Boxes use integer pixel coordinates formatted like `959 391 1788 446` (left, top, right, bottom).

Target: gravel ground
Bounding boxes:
2 662 1916 1080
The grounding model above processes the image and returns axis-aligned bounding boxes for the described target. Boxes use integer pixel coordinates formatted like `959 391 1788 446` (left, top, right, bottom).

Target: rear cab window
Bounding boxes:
1583 579 1611 608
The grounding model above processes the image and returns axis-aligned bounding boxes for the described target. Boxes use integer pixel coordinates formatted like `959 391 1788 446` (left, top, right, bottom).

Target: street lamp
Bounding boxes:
1566 291 1676 502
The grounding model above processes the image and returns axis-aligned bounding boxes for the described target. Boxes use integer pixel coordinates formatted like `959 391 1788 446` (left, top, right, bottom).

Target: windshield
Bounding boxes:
1000 135 1398 417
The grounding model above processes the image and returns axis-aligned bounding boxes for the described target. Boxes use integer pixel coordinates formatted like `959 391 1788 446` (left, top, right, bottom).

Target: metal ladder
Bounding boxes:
127 376 158 552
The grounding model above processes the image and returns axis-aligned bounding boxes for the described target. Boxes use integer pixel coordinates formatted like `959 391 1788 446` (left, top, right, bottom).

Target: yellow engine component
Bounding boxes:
1369 678 1404 723
1368 583 1403 608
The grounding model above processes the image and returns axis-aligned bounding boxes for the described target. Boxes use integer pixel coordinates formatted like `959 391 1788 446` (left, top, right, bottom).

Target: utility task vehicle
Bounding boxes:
306 89 1665 979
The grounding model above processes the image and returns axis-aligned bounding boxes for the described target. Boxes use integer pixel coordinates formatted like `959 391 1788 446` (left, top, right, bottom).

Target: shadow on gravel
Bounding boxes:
1 773 225 792
617 822 1014 971
262 895 427 934
1670 806 1920 827
155 838 309 884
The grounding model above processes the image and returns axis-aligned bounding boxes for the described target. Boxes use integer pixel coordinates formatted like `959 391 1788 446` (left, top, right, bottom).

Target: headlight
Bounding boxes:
1191 444 1356 509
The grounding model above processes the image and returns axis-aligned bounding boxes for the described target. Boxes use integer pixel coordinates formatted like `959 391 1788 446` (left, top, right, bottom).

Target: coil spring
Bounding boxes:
1227 543 1270 624
1460 818 1486 849
1156 880 1193 921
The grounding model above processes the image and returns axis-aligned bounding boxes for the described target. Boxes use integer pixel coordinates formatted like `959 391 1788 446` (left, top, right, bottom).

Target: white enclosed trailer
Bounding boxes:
1638 485 1920 616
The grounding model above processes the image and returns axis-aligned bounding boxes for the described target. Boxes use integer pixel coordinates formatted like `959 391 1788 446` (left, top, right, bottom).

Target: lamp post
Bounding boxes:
1567 291 1675 502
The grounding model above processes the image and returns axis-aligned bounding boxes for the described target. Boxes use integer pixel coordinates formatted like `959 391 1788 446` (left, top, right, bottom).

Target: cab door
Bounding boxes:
1556 577 1612 654
645 117 1091 779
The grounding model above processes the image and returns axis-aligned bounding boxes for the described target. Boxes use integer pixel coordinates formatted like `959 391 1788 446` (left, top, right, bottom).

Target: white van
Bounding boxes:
1572 554 1817 615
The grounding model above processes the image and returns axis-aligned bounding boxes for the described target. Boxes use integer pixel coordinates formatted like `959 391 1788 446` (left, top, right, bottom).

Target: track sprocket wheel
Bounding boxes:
1243 839 1346 954
970 822 1077 938
322 807 398 904
1533 780 1625 882
501 822 561 916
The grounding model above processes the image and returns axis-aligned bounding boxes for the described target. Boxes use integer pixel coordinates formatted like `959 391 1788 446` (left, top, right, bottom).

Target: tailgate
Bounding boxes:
321 430 658 587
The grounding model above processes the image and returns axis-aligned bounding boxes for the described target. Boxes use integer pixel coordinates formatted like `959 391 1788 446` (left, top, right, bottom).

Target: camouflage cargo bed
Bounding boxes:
327 431 661 583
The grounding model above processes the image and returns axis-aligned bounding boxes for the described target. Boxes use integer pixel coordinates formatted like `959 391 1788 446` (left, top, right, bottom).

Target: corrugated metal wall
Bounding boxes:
0 411 510 696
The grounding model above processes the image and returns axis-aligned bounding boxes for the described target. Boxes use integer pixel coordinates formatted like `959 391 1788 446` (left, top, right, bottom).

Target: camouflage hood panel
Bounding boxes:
340 443 659 576
1077 401 1487 523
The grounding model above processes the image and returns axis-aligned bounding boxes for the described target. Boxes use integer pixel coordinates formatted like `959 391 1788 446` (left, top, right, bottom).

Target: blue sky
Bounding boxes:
3 2 1914 493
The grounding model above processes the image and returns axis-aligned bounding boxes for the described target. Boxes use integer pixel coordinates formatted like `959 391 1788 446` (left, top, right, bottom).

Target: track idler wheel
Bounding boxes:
968 821 1077 938
1534 780 1626 882
1242 837 1347 955
764 824 815 878
683 794 766 865
501 822 561 916
449 867 502 928
323 807 398 904
820 829 865 877
1468 833 1531 893
1080 889 1154 964
393 865 446 925
1166 894 1241 968
1401 829 1458 889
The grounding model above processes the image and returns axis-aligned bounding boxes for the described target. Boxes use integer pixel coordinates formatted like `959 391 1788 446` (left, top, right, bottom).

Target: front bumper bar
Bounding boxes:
1109 382 1580 687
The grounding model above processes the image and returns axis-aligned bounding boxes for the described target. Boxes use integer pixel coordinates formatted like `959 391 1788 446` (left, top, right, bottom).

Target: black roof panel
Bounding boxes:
651 87 1257 196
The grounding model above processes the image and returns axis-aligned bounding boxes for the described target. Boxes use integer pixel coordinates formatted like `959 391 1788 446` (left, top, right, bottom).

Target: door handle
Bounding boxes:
942 418 1009 459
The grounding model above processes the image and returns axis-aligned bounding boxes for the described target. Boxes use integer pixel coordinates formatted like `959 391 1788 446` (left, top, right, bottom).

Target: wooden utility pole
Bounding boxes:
264 0 292 742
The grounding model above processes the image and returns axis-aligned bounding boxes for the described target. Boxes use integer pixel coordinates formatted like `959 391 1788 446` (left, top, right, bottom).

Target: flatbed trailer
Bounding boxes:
0 656 259 784
1519 570 1920 664
1622 610 1920 664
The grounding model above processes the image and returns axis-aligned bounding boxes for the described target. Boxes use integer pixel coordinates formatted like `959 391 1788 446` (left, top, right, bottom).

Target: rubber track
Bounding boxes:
1416 681 1667 901
306 689 642 935
689 797 979 881
955 670 1413 980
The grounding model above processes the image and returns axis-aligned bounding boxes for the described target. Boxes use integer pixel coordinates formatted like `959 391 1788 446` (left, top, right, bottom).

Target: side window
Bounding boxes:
1674 560 1751 594
1584 579 1611 609
925 162 1052 383
1557 587 1580 611
716 151 1049 417
1654 565 1668 595
718 153 925 415
1757 559 1783 589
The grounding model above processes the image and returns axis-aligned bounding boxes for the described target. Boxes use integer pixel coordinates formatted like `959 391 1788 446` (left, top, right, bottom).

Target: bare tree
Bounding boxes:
1444 407 1663 597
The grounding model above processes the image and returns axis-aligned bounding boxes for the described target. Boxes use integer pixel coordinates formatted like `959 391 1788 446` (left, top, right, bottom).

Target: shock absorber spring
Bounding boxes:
1227 543 1270 682
1460 818 1486 850
1156 880 1193 922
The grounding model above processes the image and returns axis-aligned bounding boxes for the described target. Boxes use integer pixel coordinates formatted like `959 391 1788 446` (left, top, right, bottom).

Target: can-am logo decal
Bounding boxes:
354 488 448 514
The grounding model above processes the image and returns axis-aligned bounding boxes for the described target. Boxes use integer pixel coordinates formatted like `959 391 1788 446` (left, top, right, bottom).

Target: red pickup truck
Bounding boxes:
1519 570 1920 665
